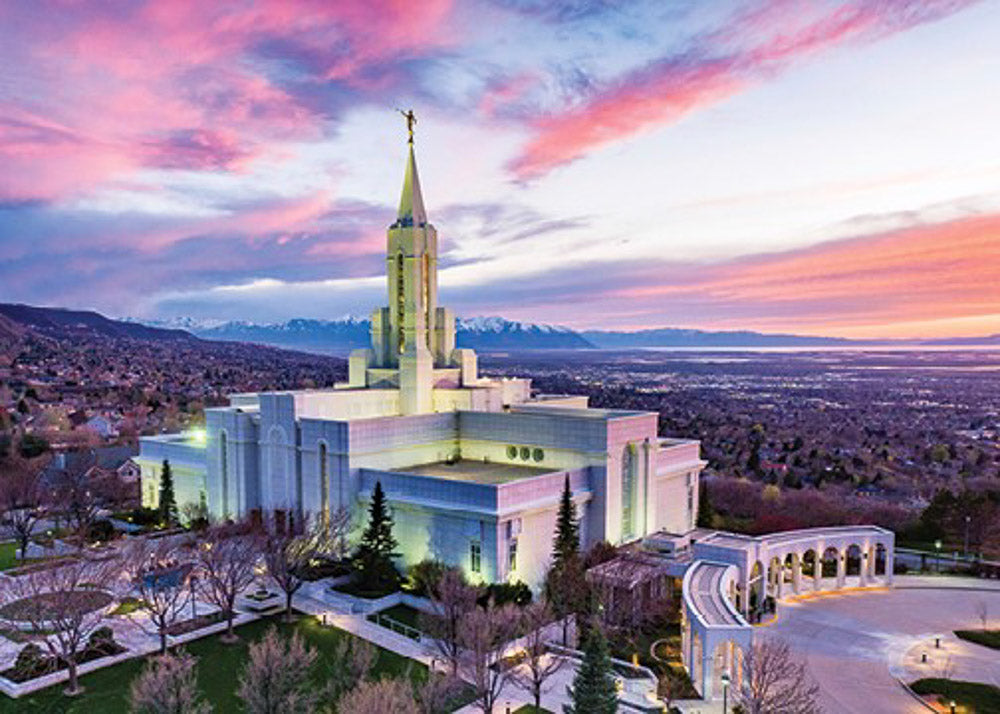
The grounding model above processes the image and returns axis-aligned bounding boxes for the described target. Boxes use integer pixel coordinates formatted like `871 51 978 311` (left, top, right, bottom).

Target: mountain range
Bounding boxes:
2 302 998 353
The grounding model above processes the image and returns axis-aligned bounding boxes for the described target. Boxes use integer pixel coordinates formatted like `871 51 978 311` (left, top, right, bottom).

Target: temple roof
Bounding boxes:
395 145 428 228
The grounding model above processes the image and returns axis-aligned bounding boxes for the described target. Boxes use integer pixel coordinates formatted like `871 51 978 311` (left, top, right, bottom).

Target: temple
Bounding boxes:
138 133 705 589
137 126 895 704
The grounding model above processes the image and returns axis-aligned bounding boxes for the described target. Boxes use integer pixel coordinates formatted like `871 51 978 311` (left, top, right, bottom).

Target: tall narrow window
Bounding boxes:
470 541 482 574
395 252 405 354
622 444 636 541
220 430 229 519
319 442 329 532
422 253 431 350
508 539 518 572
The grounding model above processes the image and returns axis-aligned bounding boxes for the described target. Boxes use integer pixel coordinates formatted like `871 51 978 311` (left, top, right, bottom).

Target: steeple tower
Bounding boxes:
347 112 461 414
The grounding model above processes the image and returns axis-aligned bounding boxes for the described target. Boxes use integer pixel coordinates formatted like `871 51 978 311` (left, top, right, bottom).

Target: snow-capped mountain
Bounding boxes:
127 315 594 353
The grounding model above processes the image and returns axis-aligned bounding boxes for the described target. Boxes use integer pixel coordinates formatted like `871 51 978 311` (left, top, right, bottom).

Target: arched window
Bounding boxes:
319 442 329 531
219 430 229 519
622 443 637 540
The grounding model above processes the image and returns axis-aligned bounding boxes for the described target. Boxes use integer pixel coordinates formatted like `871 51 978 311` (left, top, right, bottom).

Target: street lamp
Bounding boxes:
950 700 957 714
935 540 942 573
721 671 731 713
964 516 971 557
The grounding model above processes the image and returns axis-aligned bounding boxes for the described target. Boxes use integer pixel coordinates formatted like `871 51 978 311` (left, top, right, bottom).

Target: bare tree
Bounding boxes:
195 523 261 641
121 539 193 654
512 600 565 711
0 452 48 559
325 505 353 561
336 678 417 714
421 568 478 676
459 602 521 714
236 627 318 714
129 650 213 714
413 671 464 714
51 450 101 542
322 635 376 702
975 599 989 631
737 637 821 714
3 556 119 695
262 513 332 622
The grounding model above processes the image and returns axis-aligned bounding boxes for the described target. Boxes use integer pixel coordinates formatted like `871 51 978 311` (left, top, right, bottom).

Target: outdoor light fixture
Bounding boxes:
721 672 731 713
935 635 942 649
950 700 957 714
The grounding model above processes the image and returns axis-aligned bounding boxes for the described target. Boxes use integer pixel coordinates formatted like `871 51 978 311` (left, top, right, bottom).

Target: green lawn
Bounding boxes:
0 614 430 713
513 706 554 714
373 604 422 629
955 630 1000 650
0 542 18 571
910 678 1000 713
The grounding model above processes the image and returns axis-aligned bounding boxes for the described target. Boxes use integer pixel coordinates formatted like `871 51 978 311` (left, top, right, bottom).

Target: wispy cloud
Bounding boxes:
508 0 980 179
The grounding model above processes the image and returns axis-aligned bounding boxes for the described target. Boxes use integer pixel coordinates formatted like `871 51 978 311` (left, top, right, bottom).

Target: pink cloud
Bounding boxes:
0 1 455 202
508 0 979 180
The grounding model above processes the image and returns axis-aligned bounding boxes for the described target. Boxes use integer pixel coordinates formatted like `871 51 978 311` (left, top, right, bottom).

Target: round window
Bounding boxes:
507 445 517 459
532 448 544 462
520 446 530 460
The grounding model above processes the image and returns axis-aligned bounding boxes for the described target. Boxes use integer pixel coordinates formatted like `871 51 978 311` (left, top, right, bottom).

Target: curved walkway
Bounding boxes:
769 575 1000 713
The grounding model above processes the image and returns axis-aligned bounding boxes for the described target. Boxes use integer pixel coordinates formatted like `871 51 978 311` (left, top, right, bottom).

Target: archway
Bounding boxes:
749 561 765 618
691 633 704 695
821 546 841 588
802 549 818 590
845 544 862 578
875 543 888 577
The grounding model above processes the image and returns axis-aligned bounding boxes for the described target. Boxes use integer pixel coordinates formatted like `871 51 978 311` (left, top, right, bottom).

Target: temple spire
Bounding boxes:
396 143 428 227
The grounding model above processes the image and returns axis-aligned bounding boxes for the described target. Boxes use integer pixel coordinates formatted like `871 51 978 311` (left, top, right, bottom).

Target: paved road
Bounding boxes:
768 576 1000 713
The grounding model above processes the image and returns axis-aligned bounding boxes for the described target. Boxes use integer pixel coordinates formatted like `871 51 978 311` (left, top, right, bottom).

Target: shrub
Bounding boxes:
406 559 454 597
18 434 49 458
88 519 116 543
479 581 532 608
88 626 118 654
13 643 50 679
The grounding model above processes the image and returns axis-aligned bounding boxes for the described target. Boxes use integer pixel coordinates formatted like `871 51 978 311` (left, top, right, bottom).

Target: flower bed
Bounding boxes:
1 628 126 683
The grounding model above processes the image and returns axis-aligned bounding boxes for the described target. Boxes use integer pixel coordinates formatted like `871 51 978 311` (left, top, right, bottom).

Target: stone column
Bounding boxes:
836 548 846 589
792 553 802 595
859 543 870 587
885 544 895 586
813 543 823 592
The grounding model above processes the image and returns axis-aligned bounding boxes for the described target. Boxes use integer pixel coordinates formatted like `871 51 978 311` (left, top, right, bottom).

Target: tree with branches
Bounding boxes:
3 556 119 695
129 650 212 714
459 602 521 714
121 539 193 654
352 481 399 592
421 567 478 677
546 476 589 645
195 523 261 641
513 600 566 711
0 449 49 559
158 459 178 528
564 624 618 714
321 630 376 702
336 678 416 714
262 513 339 622
51 449 101 542
236 627 318 714
737 637 821 714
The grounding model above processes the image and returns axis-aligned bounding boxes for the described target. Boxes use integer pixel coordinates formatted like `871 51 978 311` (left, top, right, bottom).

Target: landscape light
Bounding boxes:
189 427 207 445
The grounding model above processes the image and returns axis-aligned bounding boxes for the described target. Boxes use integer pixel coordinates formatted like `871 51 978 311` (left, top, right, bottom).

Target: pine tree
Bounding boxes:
552 474 579 569
696 478 715 528
352 481 400 592
564 626 618 714
158 459 178 527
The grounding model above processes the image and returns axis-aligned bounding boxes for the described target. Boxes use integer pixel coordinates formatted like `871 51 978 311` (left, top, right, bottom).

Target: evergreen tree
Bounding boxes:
352 481 400 591
696 479 715 528
552 475 579 568
158 459 178 527
564 626 618 714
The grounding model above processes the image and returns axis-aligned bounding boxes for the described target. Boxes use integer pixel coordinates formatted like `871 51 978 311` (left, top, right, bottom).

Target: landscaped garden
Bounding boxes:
0 590 113 623
911 678 1000 713
0 614 433 713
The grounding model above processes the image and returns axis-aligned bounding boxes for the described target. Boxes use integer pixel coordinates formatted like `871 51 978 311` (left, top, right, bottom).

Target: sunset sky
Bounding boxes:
1 0 999 339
